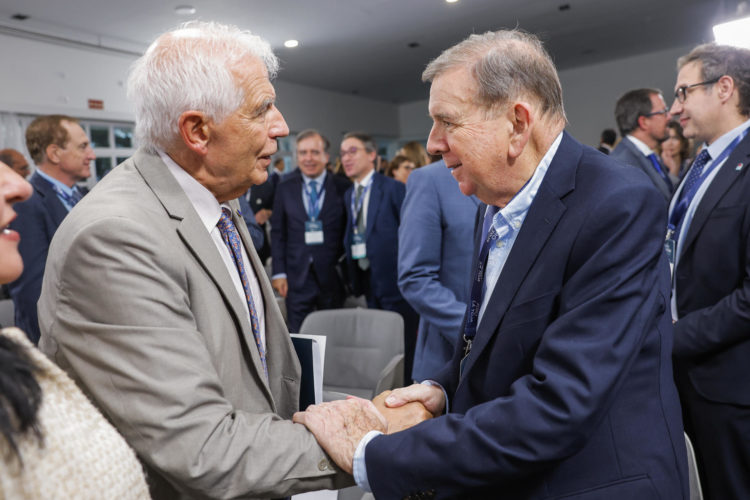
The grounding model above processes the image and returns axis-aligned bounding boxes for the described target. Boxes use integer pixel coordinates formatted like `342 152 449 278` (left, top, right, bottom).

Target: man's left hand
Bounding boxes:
293 397 387 474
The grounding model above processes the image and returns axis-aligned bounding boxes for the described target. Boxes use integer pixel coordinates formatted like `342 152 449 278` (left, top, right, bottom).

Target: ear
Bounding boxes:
367 149 377 164
45 143 61 165
715 75 736 104
636 114 649 131
178 111 211 156
507 102 533 159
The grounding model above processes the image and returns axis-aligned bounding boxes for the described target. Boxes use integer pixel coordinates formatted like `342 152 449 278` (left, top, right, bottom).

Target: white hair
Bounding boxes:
127 21 279 151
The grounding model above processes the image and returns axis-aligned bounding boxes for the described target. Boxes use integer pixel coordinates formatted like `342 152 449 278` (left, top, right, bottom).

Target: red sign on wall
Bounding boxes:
88 99 104 110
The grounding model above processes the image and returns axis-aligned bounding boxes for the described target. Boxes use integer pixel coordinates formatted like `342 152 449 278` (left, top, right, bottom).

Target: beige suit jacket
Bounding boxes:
39 149 349 499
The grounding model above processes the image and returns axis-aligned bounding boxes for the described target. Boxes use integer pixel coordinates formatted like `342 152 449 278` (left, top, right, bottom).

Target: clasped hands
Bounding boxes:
292 383 444 474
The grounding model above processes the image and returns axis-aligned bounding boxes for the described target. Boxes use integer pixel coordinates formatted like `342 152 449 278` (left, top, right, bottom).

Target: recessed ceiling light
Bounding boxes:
284 39 299 48
174 5 196 15
446 0 459 3
714 16 750 48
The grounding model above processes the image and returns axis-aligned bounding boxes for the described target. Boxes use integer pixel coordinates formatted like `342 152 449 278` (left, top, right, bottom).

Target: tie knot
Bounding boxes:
356 184 364 196
695 148 711 166
309 180 317 190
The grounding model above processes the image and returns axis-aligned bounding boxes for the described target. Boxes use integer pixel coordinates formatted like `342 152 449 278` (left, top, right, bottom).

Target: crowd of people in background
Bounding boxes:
0 18 749 500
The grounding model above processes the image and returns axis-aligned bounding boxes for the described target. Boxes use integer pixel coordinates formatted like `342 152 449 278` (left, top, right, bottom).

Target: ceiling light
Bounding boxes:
284 39 299 48
713 16 750 48
174 5 196 15
446 0 459 3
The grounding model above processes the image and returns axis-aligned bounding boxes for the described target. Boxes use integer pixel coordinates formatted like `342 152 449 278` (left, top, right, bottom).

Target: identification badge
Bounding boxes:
305 220 324 245
351 233 367 259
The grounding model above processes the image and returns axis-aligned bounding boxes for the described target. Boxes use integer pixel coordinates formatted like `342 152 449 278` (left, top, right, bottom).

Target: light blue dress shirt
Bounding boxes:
35 168 79 211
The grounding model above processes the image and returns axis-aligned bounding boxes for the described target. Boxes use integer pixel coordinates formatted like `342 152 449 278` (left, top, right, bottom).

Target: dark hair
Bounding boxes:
25 115 79 165
296 128 330 153
600 128 616 146
0 335 42 462
678 43 750 117
666 121 691 162
614 88 661 136
342 132 377 153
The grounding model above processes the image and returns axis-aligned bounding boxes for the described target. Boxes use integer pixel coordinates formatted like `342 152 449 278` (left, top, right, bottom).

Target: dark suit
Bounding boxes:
364 133 688 499
344 172 418 378
8 172 70 343
611 136 672 203
270 169 349 331
672 130 750 500
398 161 479 381
247 171 279 262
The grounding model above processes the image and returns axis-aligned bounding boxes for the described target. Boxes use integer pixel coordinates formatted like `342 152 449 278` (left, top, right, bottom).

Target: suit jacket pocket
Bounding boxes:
501 289 559 330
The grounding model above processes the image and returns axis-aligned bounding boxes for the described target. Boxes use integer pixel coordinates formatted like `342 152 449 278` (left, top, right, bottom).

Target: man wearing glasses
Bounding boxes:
668 43 750 500
611 88 673 203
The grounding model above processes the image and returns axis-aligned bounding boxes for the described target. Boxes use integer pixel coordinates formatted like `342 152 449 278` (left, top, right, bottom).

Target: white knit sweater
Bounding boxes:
0 327 151 499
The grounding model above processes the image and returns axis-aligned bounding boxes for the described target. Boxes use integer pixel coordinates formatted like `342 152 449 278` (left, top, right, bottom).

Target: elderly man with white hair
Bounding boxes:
38 21 351 499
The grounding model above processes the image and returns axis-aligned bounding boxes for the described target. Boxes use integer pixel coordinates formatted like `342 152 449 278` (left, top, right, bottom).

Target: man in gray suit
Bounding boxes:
612 88 673 204
38 21 349 499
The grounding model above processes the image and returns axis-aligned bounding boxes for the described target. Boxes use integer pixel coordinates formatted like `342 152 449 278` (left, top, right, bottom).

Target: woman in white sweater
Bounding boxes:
0 160 150 499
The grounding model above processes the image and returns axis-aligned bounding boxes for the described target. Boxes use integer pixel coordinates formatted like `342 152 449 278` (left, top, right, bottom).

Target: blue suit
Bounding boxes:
398 161 479 381
344 172 418 378
611 137 673 204
364 133 688 499
8 172 70 343
672 131 750 500
271 169 350 331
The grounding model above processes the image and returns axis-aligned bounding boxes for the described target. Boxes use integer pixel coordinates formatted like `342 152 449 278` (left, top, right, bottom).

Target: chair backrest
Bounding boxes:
299 308 404 400
0 299 14 328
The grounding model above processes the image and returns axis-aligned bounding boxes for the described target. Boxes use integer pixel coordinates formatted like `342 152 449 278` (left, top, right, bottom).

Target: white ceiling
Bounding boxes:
0 0 738 103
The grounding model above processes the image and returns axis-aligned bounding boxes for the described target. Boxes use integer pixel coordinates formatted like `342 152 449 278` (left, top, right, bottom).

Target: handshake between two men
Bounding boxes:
292 383 444 474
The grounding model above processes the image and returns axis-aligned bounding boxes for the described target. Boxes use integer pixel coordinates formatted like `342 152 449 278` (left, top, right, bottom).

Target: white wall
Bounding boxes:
396 44 694 148
0 32 399 146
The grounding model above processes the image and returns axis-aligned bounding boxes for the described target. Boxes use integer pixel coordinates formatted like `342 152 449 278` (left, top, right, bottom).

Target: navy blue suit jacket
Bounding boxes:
397 161 479 381
271 169 349 292
365 133 688 499
9 172 69 343
611 137 673 203
672 131 750 404
344 172 405 304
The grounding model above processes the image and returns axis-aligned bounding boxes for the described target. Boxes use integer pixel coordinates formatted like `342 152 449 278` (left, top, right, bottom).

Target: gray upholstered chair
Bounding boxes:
298 308 404 401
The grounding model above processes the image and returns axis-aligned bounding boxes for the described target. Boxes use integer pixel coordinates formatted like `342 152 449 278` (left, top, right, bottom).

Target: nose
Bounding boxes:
269 106 289 138
1 162 33 204
87 145 96 161
426 124 446 157
669 99 682 116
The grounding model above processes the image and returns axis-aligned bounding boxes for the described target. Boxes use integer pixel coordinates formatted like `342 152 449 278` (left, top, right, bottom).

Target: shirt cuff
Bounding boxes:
270 273 287 280
421 380 449 414
353 430 382 492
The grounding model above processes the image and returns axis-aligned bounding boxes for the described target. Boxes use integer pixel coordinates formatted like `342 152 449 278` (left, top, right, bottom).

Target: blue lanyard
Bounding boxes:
668 127 748 235
350 181 372 231
462 212 500 357
304 181 324 220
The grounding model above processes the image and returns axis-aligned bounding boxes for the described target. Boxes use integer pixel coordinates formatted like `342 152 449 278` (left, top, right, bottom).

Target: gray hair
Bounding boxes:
614 88 661 136
422 30 565 121
678 43 750 118
127 21 279 151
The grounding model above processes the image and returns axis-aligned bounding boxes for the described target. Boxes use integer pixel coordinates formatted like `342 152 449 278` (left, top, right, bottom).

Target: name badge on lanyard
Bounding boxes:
664 230 676 277
305 220 324 245
351 232 367 259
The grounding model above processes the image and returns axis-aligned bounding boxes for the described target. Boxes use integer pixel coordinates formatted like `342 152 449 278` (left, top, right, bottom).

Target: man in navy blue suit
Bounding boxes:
667 43 750 500
270 129 350 331
340 131 418 380
9 115 94 343
398 160 478 382
295 30 688 499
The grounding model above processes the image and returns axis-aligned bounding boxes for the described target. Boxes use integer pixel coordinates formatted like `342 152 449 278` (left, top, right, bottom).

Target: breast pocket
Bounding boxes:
501 289 559 330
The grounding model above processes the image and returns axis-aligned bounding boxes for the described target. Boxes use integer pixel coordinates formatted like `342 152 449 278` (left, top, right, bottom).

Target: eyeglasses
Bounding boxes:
674 77 720 103
340 147 363 157
643 108 670 117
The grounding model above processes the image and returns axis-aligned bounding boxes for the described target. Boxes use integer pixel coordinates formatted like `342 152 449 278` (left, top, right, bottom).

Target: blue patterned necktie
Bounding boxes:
53 184 83 209
216 208 268 378
308 180 318 219
679 149 711 205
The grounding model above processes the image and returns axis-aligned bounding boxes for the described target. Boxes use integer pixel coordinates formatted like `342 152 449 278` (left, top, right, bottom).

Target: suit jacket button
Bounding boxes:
317 459 329 471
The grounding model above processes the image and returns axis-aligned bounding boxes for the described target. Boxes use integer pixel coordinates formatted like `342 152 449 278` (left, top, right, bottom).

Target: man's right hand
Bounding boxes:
255 208 272 225
272 277 288 298
382 383 446 417
372 390 433 433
